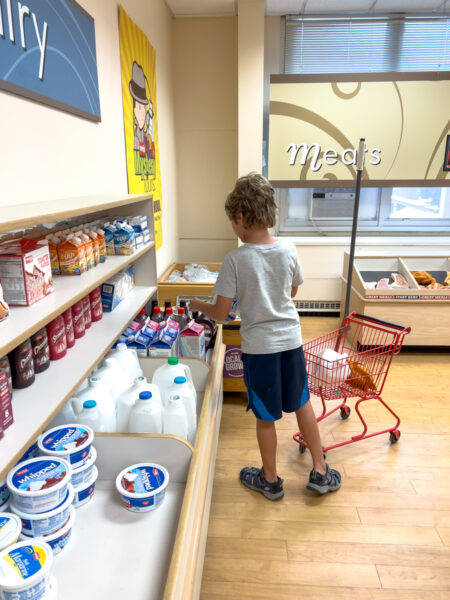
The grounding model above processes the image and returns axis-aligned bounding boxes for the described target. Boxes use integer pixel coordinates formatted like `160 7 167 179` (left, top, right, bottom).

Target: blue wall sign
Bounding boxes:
0 0 101 121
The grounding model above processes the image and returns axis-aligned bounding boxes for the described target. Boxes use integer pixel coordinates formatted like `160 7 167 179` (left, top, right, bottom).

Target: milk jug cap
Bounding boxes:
139 391 152 400
168 394 182 405
83 400 97 409
168 357 179 366
117 343 127 352
89 376 101 385
135 376 147 385
174 376 186 385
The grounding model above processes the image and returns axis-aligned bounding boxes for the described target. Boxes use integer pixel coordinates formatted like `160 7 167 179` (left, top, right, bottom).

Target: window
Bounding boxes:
277 15 450 235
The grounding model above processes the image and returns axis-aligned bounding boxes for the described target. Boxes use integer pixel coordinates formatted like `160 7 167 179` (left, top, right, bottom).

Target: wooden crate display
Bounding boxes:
341 253 450 346
157 262 222 307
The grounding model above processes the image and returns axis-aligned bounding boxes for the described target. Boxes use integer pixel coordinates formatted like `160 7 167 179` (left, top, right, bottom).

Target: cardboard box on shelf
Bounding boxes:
178 322 206 360
0 239 53 306
101 265 135 312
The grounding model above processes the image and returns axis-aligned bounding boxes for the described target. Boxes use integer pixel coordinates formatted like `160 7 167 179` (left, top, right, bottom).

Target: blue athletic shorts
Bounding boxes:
241 345 310 422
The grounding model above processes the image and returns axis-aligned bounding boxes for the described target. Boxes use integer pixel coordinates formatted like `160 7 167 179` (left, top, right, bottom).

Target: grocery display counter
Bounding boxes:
157 262 247 393
341 252 450 346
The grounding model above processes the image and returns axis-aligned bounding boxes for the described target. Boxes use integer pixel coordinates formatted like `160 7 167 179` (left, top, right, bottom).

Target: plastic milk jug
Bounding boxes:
78 400 106 432
163 394 188 439
128 391 162 434
49 400 76 428
72 377 117 431
152 357 194 407
132 376 163 411
116 380 141 432
96 357 132 399
166 377 197 444
109 342 143 382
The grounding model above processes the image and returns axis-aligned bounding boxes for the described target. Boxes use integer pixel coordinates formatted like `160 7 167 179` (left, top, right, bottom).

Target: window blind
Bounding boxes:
285 16 450 74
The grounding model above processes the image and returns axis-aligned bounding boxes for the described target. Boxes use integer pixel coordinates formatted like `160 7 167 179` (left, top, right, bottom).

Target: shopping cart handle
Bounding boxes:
350 312 411 333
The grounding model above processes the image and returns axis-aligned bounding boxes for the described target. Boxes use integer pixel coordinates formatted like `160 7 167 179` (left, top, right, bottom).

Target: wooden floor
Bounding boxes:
201 317 450 599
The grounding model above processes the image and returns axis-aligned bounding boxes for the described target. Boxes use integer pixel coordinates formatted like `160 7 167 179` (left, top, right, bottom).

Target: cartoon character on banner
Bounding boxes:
129 61 156 191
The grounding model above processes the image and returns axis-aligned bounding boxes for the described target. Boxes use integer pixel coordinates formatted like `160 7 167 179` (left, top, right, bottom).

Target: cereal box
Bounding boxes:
0 239 54 306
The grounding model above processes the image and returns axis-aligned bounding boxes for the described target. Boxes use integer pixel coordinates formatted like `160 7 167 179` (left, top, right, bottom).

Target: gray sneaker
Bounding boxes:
307 464 341 494
239 466 284 501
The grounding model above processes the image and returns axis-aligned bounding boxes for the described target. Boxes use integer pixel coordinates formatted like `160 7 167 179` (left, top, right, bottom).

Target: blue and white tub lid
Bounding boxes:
0 513 21 551
38 425 93 454
116 463 169 498
7 457 71 497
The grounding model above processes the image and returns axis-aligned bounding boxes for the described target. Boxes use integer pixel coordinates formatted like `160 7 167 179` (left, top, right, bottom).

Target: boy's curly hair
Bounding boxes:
225 172 277 229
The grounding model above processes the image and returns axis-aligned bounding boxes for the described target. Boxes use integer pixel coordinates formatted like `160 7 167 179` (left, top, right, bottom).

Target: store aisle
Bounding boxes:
201 317 450 599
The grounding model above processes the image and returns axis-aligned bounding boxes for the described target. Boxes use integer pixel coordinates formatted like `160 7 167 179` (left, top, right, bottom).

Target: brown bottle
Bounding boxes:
31 327 50 373
8 338 35 389
194 313 216 350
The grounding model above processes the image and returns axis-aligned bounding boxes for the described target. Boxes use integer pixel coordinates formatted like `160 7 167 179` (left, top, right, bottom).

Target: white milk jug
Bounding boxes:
128 391 162 434
116 378 143 432
109 343 143 382
166 376 197 444
77 400 106 432
163 394 188 439
152 357 194 407
96 357 132 399
72 376 117 432
50 400 76 428
132 376 163 410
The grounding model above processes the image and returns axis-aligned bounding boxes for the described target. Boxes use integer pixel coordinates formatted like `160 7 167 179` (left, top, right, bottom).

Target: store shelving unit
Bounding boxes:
0 193 156 475
0 194 226 600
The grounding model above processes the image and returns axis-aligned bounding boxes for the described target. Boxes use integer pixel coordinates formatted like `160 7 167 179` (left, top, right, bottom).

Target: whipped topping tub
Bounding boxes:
0 514 21 552
70 446 96 489
21 506 76 556
72 466 98 508
0 480 8 510
116 463 169 513
0 540 53 600
6 458 71 514
10 486 74 537
38 425 93 469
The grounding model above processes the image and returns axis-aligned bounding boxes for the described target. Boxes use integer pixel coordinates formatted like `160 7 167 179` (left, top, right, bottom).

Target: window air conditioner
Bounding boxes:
310 188 355 220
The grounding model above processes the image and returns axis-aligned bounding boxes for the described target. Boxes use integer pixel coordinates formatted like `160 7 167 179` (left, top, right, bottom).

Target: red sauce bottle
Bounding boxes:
63 307 75 349
30 327 50 373
89 287 103 322
72 300 85 339
47 315 67 360
8 338 35 389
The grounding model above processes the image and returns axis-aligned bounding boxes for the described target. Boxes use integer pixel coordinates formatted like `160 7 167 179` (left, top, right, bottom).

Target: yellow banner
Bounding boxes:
119 6 162 248
269 75 450 187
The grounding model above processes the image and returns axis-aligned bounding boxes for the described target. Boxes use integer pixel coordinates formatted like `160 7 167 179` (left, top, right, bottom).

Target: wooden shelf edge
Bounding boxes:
0 193 153 234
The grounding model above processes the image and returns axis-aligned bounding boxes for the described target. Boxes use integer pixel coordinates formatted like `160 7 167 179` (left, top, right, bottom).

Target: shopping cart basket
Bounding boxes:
294 312 410 453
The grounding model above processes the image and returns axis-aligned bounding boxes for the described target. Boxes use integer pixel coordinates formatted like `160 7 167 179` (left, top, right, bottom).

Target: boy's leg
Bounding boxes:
295 401 326 474
256 419 278 482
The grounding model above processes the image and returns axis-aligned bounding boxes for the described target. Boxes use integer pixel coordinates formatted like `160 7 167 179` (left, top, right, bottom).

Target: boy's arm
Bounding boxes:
291 286 298 298
189 295 233 322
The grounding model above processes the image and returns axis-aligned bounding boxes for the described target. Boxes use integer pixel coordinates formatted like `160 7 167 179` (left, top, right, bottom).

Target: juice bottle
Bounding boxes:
151 306 165 324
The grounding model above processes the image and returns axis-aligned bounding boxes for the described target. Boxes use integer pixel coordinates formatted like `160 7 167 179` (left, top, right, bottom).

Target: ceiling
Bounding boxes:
165 0 450 17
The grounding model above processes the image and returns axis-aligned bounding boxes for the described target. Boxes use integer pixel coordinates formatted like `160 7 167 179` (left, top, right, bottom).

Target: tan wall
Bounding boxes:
0 0 178 276
173 17 238 262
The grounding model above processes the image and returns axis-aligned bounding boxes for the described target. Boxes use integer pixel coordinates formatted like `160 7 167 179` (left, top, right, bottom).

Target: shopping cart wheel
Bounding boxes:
389 430 401 444
340 406 351 420
298 444 307 454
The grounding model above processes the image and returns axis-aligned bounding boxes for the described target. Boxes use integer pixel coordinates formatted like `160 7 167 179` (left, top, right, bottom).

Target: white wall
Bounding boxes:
0 0 177 275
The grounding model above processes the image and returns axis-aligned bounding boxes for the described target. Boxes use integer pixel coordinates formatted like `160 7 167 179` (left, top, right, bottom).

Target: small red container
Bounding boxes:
47 315 67 360
63 307 75 349
82 295 92 329
72 300 85 339
89 287 103 322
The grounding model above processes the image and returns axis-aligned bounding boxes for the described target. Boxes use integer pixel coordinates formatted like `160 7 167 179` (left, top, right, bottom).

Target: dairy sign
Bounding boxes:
268 73 450 188
0 0 100 121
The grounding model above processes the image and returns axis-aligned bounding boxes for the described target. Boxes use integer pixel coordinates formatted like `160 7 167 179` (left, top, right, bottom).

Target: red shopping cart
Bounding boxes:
294 312 410 454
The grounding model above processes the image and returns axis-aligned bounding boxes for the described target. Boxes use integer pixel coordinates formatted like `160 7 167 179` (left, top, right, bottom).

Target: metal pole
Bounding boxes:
343 138 366 319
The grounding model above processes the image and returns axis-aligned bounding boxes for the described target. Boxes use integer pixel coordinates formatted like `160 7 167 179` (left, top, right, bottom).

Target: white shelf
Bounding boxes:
0 193 152 234
0 286 156 477
0 242 155 357
52 480 185 600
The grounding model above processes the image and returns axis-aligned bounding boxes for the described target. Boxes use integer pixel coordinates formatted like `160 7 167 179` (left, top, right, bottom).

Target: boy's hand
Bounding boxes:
189 297 204 313
189 295 233 322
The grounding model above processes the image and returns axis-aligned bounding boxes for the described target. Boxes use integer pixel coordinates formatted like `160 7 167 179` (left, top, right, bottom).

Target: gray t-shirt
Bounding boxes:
214 239 303 354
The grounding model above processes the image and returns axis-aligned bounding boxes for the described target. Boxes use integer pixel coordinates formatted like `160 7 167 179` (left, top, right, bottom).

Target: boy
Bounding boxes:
189 173 341 499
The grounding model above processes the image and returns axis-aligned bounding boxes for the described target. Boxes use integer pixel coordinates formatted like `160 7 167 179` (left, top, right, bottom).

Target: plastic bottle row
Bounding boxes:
53 350 198 444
